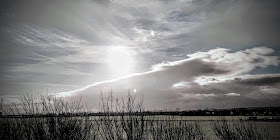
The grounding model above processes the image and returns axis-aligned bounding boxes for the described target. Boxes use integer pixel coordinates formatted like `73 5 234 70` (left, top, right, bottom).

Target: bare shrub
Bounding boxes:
97 91 205 140
97 91 145 140
0 94 97 140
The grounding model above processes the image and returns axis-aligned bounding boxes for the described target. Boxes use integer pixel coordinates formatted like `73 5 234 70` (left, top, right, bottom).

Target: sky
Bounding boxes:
0 0 280 110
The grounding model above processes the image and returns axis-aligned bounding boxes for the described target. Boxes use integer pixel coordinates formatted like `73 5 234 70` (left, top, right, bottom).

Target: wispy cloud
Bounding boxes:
1 0 279 109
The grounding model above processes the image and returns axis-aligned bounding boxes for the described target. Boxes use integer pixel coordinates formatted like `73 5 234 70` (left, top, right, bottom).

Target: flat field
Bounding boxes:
1 115 279 140
86 115 280 140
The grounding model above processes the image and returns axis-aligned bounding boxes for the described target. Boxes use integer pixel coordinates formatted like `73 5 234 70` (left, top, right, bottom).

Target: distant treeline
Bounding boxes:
2 107 280 118
173 107 280 116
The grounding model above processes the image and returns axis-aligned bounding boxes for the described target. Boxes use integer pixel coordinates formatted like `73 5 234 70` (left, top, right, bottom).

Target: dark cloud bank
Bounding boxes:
58 47 280 110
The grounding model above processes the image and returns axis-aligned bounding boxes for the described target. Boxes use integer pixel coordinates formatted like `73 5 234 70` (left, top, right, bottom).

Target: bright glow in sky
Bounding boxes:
151 30 155 36
105 46 135 77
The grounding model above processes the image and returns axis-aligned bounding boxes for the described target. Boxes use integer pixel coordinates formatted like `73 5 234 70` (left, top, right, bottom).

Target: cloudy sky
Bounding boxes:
1 0 280 110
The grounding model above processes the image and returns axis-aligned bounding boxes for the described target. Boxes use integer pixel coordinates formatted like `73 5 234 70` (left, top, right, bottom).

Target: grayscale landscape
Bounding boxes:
1 0 280 139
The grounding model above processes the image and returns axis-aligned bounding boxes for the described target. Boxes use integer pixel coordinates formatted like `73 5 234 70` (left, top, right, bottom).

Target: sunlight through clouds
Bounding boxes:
0 0 279 110
105 46 136 77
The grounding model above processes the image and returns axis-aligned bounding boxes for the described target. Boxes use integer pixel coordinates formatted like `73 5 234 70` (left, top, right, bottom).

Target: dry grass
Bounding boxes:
0 92 276 140
212 117 274 140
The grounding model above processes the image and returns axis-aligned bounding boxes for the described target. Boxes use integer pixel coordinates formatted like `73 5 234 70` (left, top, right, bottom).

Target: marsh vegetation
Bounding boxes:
0 93 278 140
